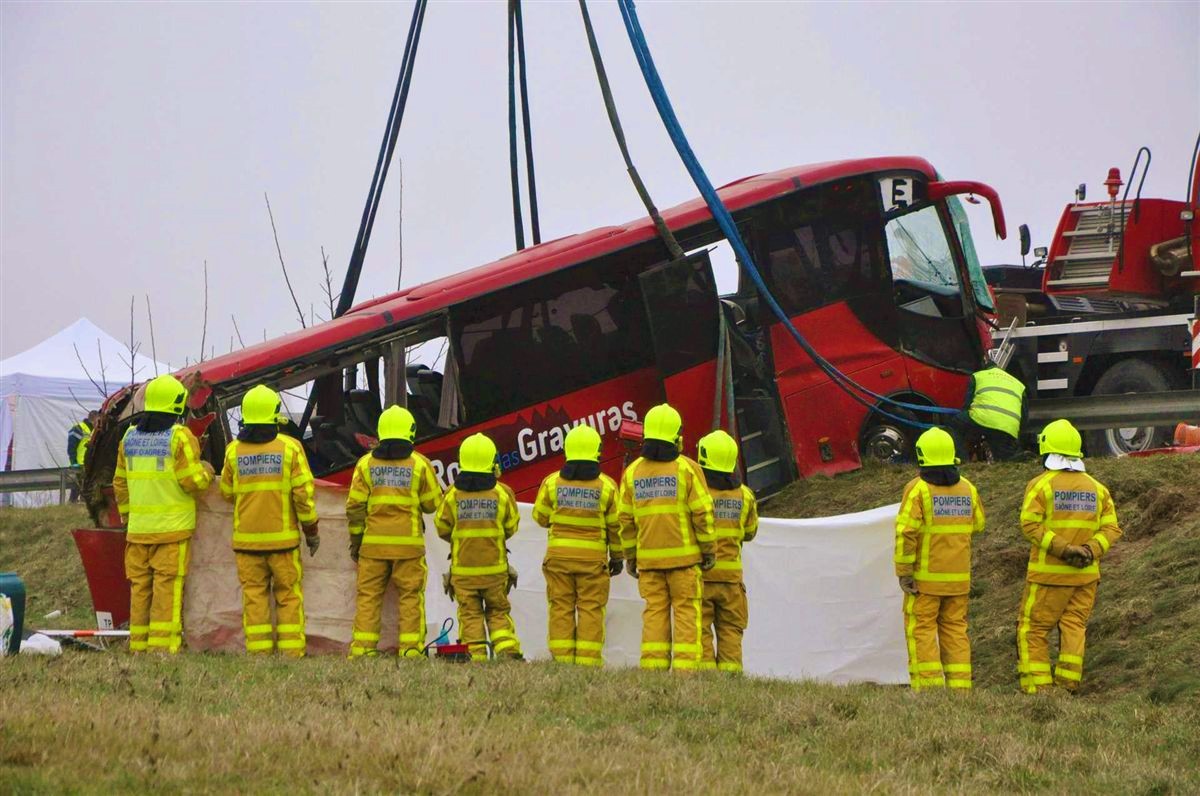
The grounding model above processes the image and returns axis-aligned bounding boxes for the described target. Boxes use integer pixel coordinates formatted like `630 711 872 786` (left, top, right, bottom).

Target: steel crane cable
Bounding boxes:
301 0 428 435
507 0 541 250
338 0 428 317
614 0 955 427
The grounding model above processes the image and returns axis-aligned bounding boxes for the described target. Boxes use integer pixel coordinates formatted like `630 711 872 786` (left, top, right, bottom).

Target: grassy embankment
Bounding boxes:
1 456 1198 792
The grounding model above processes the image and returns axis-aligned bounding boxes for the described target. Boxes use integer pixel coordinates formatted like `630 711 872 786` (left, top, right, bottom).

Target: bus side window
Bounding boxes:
452 253 656 424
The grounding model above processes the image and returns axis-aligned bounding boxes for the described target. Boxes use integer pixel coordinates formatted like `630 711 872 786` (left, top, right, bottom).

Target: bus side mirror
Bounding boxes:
1019 224 1031 258
928 180 1007 240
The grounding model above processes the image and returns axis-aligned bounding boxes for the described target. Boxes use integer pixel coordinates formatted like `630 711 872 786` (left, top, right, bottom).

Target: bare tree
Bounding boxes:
144 293 159 376
72 342 108 397
316 245 340 323
231 315 246 349
265 192 307 328
199 260 209 363
115 295 144 385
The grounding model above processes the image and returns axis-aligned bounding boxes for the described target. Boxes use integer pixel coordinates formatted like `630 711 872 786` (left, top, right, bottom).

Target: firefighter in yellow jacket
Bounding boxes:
619 403 715 671
112 374 214 654
219 385 319 657
894 427 985 690
434 433 522 660
1017 419 1121 694
345 406 442 657
696 430 758 673
532 425 622 666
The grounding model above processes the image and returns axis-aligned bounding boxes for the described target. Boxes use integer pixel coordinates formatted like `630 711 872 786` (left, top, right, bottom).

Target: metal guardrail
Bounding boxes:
1028 390 1200 431
0 467 75 504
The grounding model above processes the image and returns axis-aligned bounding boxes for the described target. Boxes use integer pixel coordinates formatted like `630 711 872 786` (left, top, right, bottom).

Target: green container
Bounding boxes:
0 572 26 655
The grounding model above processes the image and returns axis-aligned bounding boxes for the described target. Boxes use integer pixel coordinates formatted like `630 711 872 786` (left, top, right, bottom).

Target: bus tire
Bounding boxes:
1084 358 1175 457
861 410 919 464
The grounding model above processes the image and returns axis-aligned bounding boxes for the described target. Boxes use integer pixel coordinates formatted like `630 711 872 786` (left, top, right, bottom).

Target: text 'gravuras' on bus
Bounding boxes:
79 156 1007 520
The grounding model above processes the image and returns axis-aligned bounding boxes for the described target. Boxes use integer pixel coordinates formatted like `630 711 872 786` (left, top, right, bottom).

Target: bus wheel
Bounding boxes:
1084 359 1175 457
862 419 914 463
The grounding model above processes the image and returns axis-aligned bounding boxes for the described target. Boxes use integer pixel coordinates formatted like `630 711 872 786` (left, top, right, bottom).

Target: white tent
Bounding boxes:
0 318 171 504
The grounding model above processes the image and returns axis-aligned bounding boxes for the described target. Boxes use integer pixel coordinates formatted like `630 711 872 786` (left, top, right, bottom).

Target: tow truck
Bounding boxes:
988 136 1200 455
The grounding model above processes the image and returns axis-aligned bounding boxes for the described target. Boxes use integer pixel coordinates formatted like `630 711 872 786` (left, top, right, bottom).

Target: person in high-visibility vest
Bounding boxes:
219 385 319 657
947 357 1028 461
1016 419 1122 694
619 403 715 672
112 375 213 653
695 430 757 673
532 425 622 666
434 433 522 660
68 411 99 468
345 405 442 657
68 410 100 502
894 427 985 690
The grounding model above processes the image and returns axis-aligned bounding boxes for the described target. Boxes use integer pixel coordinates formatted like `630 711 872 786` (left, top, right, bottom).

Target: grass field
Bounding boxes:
2 456 1199 793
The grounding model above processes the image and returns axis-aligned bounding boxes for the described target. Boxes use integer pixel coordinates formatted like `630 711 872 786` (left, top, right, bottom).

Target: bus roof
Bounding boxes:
183 156 936 386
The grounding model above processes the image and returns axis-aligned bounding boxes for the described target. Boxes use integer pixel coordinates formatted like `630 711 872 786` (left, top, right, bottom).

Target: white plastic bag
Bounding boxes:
19 633 62 656
0 594 13 657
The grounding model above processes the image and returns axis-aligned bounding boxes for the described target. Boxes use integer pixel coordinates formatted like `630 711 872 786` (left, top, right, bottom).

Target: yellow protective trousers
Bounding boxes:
701 580 747 672
452 574 521 660
235 549 306 657
125 540 190 654
543 558 609 666
1016 581 1097 693
351 556 428 657
902 593 971 690
638 565 702 671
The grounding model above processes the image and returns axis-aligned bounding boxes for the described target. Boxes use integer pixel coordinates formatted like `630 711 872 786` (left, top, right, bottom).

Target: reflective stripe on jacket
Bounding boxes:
1020 470 1121 586
894 476 984 596
219 436 317 551
704 484 758 583
532 472 621 563
345 451 442 560
618 456 715 571
434 484 519 580
967 367 1026 438
112 424 213 544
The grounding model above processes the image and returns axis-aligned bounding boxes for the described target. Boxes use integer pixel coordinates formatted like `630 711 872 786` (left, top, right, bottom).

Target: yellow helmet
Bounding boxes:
1038 418 1082 458
697 429 739 473
458 433 498 474
241 385 281 425
915 427 959 467
378 405 417 442
643 403 682 447
564 425 602 462
145 374 188 415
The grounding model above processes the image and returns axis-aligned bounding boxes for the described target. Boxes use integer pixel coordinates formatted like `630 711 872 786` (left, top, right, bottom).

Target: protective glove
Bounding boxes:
348 535 362 563
442 571 455 601
302 523 320 557
700 553 716 572
1063 545 1094 568
898 575 918 595
201 461 216 478
607 559 624 577
507 564 519 594
628 559 639 579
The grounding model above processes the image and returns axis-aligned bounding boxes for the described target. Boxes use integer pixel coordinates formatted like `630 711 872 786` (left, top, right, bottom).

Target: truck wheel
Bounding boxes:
1084 359 1174 456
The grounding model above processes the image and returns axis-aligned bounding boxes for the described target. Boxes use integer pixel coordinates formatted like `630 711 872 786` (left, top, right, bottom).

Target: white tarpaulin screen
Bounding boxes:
185 484 908 685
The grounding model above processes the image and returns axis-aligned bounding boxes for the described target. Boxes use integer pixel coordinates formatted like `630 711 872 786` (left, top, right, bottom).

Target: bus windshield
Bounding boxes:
947 196 995 312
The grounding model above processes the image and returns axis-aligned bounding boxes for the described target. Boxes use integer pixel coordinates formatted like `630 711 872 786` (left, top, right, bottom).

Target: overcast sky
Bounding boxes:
2 1 1197 367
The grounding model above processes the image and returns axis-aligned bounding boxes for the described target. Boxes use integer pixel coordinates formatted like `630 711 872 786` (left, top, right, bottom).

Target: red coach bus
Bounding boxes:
86 156 1005 508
